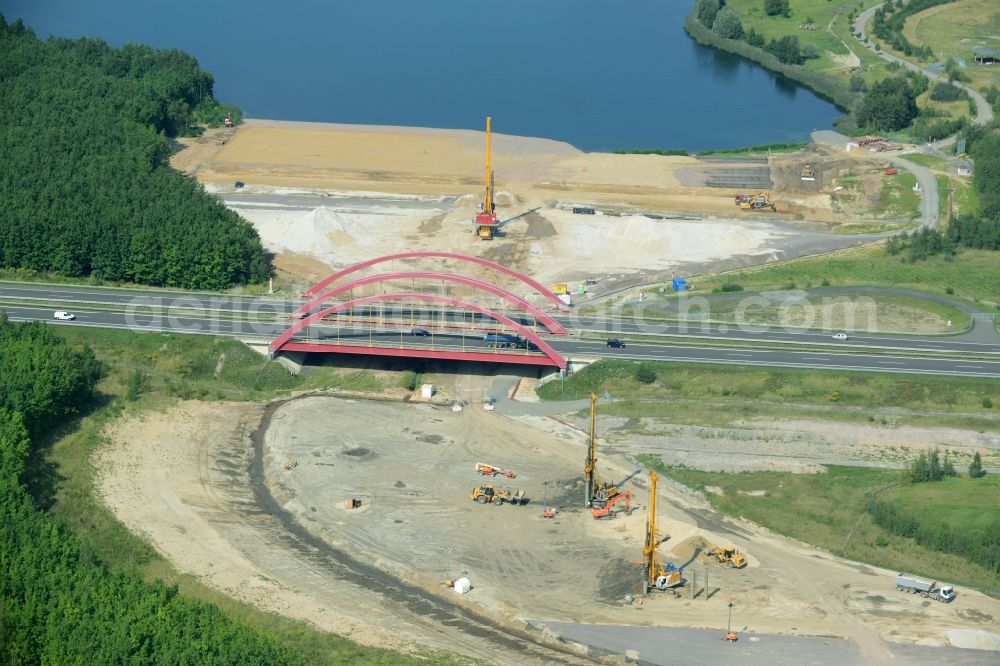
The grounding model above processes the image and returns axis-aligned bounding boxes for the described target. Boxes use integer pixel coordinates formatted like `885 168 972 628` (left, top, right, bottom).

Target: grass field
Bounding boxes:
538 359 999 420
677 291 972 334
638 457 1000 593
30 328 470 665
884 473 1000 531
686 244 1000 308
904 0 1000 92
872 170 921 218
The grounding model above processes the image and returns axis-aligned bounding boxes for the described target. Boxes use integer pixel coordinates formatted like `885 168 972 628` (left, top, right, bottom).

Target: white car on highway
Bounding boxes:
53 311 76 321
832 332 848 341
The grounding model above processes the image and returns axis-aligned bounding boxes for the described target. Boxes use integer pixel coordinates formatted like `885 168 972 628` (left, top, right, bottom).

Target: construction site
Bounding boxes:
102 119 1000 663
171 118 916 296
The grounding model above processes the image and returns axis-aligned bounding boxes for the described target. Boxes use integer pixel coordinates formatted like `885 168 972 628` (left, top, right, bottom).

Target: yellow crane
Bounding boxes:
474 116 499 240
642 469 682 594
584 392 618 507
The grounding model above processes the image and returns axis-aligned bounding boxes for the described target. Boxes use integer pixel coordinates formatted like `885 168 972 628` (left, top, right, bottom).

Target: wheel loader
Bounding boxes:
706 545 747 569
471 484 526 506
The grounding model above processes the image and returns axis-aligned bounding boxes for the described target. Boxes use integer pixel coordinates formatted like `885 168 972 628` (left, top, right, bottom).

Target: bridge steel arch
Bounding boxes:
301 251 566 308
294 271 567 335
271 293 566 369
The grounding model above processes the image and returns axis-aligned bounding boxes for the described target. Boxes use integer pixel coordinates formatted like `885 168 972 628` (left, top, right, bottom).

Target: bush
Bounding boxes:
849 73 868 93
983 397 994 409
401 371 421 391
719 282 744 292
969 451 985 478
125 368 149 401
713 5 744 40
930 82 964 102
764 0 790 17
634 365 657 385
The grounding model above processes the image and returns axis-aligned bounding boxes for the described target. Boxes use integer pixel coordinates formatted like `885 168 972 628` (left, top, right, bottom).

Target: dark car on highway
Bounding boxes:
606 338 625 348
411 327 430 336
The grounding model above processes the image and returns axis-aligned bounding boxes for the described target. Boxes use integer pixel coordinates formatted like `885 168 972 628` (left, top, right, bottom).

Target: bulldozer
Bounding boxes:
705 545 747 569
800 164 816 181
471 484 526 506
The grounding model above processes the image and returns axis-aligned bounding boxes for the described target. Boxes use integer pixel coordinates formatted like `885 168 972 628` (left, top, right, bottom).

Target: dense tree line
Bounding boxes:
0 16 270 289
856 76 918 131
969 130 1000 220
867 497 1000 575
901 448 957 484
886 213 1000 261
0 312 298 663
871 0 956 61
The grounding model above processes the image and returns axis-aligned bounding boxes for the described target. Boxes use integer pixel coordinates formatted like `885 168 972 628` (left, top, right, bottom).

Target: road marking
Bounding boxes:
878 361 904 365
957 365 983 370
726 352 752 357
801 357 830 362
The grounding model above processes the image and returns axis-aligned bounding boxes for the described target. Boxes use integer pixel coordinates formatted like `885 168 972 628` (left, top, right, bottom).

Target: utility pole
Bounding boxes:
704 565 709 601
728 601 734 633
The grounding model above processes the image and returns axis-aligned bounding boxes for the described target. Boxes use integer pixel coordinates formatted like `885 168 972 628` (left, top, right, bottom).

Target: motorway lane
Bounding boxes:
7 306 1000 378
3 282 998 355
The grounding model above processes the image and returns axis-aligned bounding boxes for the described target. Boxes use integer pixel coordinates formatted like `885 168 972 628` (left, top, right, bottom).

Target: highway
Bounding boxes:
5 290 1000 377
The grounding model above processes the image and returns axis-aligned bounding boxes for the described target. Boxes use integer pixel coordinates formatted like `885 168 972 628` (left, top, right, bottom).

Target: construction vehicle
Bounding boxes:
584 392 619 507
642 469 683 594
800 164 816 181
552 283 569 295
471 484 525 505
895 573 955 602
475 462 516 479
706 545 747 569
474 117 499 240
736 192 775 211
591 490 633 519
224 111 233 128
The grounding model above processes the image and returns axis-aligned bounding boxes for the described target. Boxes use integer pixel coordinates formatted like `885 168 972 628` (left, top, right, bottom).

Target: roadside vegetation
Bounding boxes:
0 316 472 664
638 457 1000 593
0 16 270 290
0 314 298 663
538 359 999 431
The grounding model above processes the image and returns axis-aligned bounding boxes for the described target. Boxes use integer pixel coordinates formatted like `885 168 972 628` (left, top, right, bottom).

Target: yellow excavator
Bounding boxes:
585 391 618 508
642 469 683 594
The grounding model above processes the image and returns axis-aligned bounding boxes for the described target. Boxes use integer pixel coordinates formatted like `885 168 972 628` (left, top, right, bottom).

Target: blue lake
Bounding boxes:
5 0 840 151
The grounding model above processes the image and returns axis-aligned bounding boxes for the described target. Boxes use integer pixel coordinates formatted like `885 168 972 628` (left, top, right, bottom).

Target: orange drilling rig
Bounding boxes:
474 116 499 240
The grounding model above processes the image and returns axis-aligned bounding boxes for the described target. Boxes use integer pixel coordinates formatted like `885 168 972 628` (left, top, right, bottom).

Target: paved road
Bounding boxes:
4 282 997 354
854 2 994 133
536 622 996 666
8 302 1000 378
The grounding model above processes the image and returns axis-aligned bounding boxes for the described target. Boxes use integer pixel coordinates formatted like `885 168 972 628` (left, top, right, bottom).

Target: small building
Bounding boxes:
973 48 997 65
956 160 972 177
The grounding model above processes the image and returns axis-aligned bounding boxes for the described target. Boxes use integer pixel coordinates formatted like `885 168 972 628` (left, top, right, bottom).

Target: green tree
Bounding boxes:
969 451 984 478
697 0 724 27
764 0 791 17
767 35 804 64
849 73 868 92
855 77 918 131
713 5 744 40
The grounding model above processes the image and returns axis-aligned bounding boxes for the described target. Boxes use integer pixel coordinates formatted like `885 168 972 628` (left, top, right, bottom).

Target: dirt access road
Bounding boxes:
98 395 1000 663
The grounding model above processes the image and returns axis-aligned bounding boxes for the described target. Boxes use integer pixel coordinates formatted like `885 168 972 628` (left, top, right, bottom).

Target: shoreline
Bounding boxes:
682 11 855 119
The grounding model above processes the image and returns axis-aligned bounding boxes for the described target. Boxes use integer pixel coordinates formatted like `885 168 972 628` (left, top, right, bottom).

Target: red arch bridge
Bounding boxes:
269 252 569 369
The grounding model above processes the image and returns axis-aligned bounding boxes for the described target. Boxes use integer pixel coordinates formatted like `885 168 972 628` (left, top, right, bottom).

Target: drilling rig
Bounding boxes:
642 469 683 594
474 116 499 240
584 391 619 508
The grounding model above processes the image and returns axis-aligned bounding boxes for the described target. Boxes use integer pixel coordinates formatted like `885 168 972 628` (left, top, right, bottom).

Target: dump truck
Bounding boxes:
895 573 955 602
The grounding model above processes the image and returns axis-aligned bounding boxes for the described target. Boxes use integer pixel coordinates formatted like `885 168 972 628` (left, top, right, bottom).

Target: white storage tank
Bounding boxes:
453 577 471 595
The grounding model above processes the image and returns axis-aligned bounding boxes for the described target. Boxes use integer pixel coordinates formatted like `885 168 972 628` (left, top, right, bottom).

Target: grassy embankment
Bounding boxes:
900 0 1000 93
39 327 474 665
637 456 1000 593
537 358 1000 435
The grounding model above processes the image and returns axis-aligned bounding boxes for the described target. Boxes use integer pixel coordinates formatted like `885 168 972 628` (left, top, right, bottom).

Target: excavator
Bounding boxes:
591 490 633 519
642 469 683 594
474 116 499 240
584 391 619 508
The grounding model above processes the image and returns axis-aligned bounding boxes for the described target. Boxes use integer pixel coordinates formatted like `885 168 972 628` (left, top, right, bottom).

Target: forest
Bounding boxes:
0 16 270 290
0 312 298 664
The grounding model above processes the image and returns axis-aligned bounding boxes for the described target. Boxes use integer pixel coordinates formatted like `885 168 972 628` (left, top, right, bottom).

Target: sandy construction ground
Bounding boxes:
98 396 1000 663
171 120 883 292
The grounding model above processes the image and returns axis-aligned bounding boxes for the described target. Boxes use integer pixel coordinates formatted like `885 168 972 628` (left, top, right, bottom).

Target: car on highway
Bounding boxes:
53 311 76 321
832 332 849 341
411 327 430 336
606 338 625 348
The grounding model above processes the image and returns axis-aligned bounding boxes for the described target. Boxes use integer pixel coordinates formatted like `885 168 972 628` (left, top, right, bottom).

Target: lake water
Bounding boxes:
5 0 840 152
